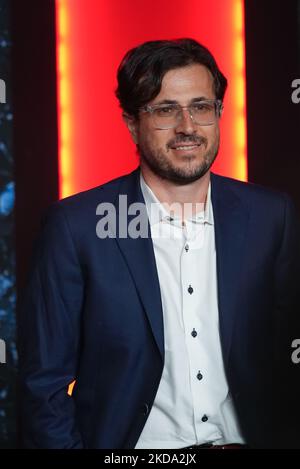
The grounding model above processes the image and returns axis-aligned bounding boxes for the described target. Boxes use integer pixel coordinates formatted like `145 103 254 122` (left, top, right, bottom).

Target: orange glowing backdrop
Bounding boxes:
56 0 247 199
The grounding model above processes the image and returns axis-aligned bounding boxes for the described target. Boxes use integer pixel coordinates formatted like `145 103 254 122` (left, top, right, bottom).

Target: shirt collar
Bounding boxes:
140 172 214 227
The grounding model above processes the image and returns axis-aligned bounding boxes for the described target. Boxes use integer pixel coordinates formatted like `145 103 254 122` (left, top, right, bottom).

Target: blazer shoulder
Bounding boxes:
46 168 139 217
212 172 293 207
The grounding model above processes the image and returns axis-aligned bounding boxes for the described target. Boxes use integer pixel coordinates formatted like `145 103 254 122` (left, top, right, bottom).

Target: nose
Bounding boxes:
175 108 197 134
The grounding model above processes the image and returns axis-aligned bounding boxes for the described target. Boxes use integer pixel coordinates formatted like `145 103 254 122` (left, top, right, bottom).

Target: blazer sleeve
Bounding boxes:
273 194 300 445
18 204 84 448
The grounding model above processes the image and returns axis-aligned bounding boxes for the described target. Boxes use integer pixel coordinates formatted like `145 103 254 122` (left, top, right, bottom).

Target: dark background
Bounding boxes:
0 0 299 448
245 0 300 205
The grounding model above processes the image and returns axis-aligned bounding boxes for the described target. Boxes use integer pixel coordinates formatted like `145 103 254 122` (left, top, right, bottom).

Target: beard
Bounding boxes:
138 133 220 185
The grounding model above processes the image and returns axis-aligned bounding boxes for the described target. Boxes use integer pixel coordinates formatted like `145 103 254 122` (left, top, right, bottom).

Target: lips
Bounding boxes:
171 143 201 150
168 137 205 150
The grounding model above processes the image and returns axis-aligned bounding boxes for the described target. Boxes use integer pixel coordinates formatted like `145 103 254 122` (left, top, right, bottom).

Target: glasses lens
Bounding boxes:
152 105 180 129
191 101 217 125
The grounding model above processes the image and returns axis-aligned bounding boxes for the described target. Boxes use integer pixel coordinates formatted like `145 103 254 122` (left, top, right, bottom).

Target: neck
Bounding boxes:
140 162 210 219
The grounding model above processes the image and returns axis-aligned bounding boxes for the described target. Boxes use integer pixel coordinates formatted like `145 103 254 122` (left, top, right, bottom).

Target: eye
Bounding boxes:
192 102 212 113
155 105 177 117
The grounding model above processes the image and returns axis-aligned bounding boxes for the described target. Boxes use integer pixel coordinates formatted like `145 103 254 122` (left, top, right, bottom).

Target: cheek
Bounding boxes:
206 126 220 144
140 129 171 151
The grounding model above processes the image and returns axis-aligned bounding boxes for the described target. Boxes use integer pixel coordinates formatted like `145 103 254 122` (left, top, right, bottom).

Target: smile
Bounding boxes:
172 144 200 151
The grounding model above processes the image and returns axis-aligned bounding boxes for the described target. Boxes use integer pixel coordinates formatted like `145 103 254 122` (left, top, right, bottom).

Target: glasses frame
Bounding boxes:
140 99 223 129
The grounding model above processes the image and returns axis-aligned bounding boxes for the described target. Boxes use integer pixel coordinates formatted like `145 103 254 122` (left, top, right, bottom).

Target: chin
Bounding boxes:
173 160 208 175
166 167 209 184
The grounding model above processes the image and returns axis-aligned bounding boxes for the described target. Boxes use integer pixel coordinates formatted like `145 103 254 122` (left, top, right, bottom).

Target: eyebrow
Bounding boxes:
152 97 210 106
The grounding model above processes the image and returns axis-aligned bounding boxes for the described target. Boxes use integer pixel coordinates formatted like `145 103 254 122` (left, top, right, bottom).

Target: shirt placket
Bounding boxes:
180 221 215 443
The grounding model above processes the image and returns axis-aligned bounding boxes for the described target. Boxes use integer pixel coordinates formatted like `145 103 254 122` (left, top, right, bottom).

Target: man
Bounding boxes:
19 38 300 449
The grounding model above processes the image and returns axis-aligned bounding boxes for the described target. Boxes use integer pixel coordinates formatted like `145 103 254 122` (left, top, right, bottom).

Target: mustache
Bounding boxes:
167 135 207 148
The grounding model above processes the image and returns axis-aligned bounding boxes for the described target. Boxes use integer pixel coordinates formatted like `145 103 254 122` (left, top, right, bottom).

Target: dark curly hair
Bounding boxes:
116 38 227 118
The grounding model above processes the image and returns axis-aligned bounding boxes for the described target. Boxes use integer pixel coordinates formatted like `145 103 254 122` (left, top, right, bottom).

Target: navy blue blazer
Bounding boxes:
19 168 300 448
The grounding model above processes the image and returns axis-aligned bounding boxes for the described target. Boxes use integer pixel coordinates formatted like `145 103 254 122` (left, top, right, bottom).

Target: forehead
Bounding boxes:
153 64 215 103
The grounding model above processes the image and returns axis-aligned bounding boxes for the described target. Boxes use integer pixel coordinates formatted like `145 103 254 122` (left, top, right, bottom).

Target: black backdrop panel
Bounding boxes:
245 0 300 213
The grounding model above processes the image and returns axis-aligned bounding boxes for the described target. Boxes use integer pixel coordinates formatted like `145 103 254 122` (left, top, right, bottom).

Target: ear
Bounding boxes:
123 113 139 144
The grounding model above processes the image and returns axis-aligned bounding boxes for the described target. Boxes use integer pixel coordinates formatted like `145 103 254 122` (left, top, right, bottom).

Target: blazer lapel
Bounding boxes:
211 173 250 364
114 169 165 360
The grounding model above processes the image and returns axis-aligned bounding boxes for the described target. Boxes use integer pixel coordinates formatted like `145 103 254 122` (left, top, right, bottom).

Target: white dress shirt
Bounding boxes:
135 173 245 449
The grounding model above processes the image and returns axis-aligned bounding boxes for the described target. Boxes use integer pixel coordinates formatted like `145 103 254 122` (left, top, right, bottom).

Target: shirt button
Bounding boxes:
191 328 197 338
197 371 203 380
201 414 208 422
185 244 189 252
188 285 194 294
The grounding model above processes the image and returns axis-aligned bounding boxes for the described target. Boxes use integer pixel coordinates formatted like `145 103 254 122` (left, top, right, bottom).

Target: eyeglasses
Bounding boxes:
140 99 223 129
